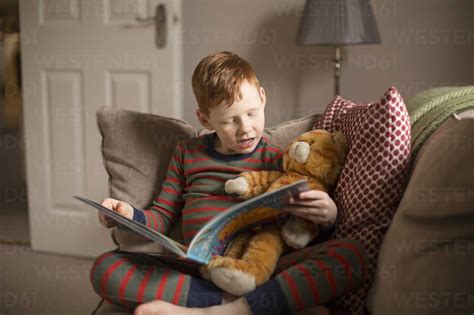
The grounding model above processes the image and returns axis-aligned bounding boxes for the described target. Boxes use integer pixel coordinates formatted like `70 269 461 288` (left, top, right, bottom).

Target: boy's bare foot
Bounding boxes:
134 300 200 315
134 297 251 315
133 298 330 315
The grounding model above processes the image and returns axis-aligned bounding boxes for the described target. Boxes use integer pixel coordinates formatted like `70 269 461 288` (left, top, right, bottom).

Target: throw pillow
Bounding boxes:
97 107 196 208
314 87 411 313
97 107 196 249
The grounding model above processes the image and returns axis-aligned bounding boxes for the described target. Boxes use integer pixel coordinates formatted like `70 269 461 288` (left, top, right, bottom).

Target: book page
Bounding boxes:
186 180 309 264
74 196 188 257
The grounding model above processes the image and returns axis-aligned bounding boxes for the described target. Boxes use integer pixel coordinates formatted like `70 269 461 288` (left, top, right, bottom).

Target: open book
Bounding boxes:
74 180 309 265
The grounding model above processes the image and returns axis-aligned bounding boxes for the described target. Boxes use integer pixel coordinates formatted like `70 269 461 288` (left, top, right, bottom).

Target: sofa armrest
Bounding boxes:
367 109 474 315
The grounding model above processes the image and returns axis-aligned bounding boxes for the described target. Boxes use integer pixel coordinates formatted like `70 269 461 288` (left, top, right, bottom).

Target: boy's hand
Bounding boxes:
98 198 134 228
285 190 337 227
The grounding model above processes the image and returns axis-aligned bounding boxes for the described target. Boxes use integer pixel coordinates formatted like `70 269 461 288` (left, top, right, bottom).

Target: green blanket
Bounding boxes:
405 86 474 163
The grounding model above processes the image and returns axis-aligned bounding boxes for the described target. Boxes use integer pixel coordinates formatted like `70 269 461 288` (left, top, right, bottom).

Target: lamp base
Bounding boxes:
334 46 342 96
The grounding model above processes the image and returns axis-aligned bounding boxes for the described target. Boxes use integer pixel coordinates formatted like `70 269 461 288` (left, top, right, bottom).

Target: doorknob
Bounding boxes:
135 4 167 49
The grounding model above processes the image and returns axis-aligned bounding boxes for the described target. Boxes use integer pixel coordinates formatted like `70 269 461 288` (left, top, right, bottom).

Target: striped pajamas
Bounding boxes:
90 239 367 314
90 133 368 314
130 133 284 244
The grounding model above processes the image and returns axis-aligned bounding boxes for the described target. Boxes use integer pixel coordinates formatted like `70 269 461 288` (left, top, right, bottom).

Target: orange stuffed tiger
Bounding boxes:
202 129 348 296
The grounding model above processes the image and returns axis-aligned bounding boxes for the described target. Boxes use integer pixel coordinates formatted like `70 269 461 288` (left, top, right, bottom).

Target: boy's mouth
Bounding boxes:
238 137 256 149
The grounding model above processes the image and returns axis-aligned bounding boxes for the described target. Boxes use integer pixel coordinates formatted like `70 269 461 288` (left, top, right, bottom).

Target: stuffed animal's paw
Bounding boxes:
281 219 313 249
207 257 256 296
224 177 249 196
209 267 256 296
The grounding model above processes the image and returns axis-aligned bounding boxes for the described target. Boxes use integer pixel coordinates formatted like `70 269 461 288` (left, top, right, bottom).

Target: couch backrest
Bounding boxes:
264 114 320 148
97 107 195 209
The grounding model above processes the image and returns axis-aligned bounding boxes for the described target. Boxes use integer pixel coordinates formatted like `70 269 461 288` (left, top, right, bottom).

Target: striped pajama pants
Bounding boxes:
90 238 368 315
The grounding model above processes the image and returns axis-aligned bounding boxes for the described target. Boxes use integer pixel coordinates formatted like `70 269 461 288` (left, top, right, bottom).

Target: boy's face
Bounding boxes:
197 80 266 155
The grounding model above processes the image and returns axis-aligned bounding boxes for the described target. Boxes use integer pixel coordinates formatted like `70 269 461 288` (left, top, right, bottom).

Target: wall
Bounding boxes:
182 0 474 128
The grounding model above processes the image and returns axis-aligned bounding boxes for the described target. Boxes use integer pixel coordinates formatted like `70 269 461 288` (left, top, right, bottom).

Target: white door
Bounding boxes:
20 0 182 258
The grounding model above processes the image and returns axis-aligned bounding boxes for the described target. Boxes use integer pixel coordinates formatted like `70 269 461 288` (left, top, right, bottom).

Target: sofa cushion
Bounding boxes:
314 87 411 313
97 107 196 208
366 109 474 315
265 114 320 148
97 107 195 250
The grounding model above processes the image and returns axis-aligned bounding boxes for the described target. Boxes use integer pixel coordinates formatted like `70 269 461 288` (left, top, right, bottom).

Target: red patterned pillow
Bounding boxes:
314 87 411 313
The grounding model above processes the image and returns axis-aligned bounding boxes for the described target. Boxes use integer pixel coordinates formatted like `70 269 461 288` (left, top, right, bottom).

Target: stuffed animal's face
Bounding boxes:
283 129 348 186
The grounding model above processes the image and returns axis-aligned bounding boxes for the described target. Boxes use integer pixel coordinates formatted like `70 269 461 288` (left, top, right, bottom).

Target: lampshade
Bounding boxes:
297 0 381 46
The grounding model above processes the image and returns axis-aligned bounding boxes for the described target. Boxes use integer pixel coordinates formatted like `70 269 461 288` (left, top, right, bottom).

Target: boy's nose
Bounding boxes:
238 118 252 134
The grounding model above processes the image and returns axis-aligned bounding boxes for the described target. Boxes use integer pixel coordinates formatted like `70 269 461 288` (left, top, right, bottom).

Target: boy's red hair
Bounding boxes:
192 51 260 115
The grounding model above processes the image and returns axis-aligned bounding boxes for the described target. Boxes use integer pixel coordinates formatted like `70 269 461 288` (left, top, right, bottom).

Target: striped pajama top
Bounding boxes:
133 132 283 245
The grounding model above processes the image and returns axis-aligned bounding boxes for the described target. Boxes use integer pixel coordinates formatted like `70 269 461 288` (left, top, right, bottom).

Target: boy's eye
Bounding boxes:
248 112 257 117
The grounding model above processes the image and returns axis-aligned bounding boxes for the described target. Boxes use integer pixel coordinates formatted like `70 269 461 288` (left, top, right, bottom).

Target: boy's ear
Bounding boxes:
196 110 214 130
259 86 266 107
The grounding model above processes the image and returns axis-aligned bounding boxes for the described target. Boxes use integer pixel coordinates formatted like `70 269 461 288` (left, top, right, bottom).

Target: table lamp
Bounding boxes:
297 0 381 96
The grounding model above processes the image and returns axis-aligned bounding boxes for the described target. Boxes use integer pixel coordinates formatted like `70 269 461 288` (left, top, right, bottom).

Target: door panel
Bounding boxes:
20 0 182 257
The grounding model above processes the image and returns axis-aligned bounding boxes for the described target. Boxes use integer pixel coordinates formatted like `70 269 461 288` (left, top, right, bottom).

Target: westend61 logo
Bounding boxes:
0 291 38 312
394 28 474 46
393 291 474 309
2 186 27 203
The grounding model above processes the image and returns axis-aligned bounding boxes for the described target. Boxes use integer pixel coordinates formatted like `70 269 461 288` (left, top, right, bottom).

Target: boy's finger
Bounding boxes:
287 199 319 207
287 198 331 211
298 190 328 200
116 203 128 215
100 202 109 210
101 198 117 210
98 212 116 228
284 206 328 218
115 203 133 219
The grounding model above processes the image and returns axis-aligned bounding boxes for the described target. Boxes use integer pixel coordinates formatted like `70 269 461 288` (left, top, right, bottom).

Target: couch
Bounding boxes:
92 87 474 315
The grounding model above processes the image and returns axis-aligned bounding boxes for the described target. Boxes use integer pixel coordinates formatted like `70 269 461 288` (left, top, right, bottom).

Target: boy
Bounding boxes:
92 51 367 315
